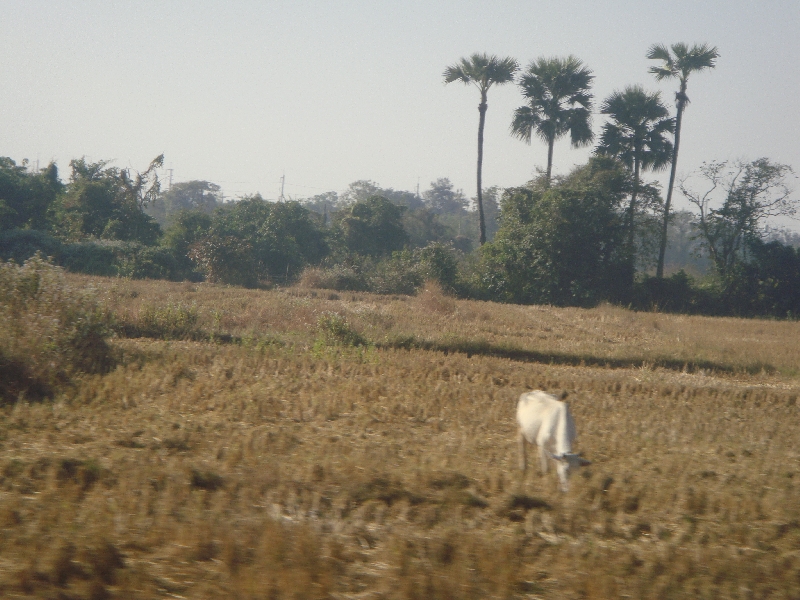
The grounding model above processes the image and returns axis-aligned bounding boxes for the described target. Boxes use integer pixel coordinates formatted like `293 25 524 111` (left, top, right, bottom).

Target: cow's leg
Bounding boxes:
556 461 570 492
538 445 549 473
518 429 527 471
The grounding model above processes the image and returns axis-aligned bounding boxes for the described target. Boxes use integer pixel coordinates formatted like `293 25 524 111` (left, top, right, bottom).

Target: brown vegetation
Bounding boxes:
1 271 799 598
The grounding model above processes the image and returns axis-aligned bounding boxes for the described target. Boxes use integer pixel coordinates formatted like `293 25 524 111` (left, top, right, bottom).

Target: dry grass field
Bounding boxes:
2 274 800 599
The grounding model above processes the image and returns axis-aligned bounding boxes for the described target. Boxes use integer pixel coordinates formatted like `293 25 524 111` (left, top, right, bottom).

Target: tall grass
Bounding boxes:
0 256 113 402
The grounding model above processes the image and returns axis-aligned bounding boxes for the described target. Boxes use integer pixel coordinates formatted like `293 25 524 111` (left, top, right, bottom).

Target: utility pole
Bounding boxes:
279 173 286 202
167 168 174 189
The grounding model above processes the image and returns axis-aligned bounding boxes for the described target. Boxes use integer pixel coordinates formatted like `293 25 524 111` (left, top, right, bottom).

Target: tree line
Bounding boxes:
1 42 799 318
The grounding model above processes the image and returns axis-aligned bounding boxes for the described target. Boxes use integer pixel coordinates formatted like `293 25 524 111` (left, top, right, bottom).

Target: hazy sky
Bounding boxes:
2 1 799 221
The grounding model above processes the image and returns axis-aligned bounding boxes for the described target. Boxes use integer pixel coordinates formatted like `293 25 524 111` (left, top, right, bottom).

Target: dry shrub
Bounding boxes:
295 266 325 289
417 279 456 314
0 255 114 402
297 264 367 291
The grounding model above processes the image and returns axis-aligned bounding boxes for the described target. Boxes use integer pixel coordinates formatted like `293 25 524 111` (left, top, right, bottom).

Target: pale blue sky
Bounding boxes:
2 1 798 221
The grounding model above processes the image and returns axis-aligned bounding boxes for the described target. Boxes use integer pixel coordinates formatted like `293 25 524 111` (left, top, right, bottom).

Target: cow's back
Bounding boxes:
517 391 575 454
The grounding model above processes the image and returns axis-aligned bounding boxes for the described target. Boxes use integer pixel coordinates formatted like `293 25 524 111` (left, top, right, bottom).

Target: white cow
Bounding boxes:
517 390 590 491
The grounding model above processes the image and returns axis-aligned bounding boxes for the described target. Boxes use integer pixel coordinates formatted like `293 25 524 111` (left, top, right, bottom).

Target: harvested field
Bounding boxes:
1 275 799 598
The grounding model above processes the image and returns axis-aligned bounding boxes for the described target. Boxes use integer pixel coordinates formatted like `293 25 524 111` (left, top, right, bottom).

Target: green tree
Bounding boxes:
401 207 450 249
482 157 629 306
511 56 594 184
595 86 674 280
423 178 468 214
647 42 720 278
57 156 164 244
481 185 502 242
161 209 214 279
444 53 519 245
301 191 340 225
208 196 328 283
150 180 221 225
340 180 424 210
0 158 62 231
680 159 797 280
730 238 800 317
333 195 408 257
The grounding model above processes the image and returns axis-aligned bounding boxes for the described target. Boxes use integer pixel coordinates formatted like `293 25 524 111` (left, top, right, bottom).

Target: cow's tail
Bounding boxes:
518 428 527 471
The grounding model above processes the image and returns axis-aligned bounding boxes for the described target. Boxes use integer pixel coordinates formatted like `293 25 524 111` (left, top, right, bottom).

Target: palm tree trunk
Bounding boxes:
546 137 555 185
476 95 488 245
626 155 641 288
656 83 687 278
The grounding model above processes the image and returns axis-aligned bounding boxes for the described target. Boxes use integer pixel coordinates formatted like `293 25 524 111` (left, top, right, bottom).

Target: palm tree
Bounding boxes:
444 53 518 245
511 56 594 184
595 86 674 277
648 42 719 278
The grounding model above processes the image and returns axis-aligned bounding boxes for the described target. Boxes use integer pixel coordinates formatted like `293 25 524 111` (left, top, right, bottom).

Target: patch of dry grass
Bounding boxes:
85 274 800 376
1 274 799 597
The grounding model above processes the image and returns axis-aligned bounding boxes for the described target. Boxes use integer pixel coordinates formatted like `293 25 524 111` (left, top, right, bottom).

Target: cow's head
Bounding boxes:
551 453 591 492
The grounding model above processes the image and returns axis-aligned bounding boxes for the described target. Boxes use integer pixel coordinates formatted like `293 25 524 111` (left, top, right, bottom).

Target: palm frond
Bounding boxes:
595 85 673 174
513 54 594 154
647 42 719 84
678 43 720 77
443 53 518 89
566 108 594 147
510 106 539 143
646 44 674 65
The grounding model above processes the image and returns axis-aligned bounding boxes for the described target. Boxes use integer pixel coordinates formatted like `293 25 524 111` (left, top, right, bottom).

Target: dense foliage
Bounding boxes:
1 148 798 316
482 158 629 306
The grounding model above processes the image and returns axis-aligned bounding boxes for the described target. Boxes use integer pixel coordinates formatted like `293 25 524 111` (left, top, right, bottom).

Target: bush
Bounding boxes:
727 239 800 318
367 250 423 295
299 244 459 297
417 243 459 292
297 264 369 292
0 229 63 264
0 230 191 280
0 255 114 402
115 245 186 280
634 270 702 313
316 313 367 347
189 235 259 287
61 240 118 276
